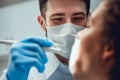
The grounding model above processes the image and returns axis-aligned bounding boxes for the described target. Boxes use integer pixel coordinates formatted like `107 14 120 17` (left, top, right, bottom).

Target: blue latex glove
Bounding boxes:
6 37 53 80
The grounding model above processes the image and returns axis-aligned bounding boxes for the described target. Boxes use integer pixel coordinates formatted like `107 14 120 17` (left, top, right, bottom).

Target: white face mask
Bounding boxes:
46 23 84 59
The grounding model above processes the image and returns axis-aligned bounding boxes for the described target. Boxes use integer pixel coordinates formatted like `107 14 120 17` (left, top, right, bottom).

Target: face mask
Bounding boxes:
46 23 84 59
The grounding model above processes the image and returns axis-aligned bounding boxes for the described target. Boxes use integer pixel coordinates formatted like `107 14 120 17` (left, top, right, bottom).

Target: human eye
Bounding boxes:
73 16 85 22
51 17 63 22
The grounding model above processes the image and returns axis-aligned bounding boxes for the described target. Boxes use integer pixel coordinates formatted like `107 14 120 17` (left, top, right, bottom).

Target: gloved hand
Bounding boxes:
6 37 53 80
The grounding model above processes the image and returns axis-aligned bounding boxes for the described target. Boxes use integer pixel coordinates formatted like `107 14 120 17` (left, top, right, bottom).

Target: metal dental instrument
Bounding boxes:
0 39 17 45
0 39 66 54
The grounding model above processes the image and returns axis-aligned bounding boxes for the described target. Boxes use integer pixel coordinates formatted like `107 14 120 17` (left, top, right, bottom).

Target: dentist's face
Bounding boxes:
40 0 87 28
69 1 110 80
38 0 89 64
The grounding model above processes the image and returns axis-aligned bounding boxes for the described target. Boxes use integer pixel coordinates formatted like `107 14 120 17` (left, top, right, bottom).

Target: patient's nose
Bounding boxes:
77 28 89 39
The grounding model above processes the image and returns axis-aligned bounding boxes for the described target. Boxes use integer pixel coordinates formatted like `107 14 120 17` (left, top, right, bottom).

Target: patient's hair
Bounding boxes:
102 0 120 80
39 0 90 19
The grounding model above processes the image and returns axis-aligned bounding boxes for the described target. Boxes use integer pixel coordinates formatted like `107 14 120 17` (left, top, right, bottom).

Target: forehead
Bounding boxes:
89 1 107 29
46 0 86 14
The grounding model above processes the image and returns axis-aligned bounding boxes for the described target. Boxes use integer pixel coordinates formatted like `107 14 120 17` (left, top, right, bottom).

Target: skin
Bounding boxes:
38 0 89 64
69 1 115 80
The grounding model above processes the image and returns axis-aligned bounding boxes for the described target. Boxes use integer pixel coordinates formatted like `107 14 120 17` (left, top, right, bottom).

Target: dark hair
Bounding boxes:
39 0 90 18
102 0 120 80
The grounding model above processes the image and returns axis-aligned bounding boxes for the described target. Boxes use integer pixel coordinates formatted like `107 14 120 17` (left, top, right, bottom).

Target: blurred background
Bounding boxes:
0 0 101 75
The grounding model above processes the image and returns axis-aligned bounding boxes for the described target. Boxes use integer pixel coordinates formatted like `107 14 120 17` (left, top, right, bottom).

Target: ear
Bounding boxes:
38 16 47 32
102 40 115 62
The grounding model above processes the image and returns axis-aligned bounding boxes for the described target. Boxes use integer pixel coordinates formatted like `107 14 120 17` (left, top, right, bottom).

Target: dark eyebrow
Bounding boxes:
72 12 86 16
50 13 65 18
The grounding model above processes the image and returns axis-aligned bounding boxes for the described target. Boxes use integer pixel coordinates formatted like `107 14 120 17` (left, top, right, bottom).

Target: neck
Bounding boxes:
55 54 69 65
74 73 110 80
91 75 109 80
87 74 109 80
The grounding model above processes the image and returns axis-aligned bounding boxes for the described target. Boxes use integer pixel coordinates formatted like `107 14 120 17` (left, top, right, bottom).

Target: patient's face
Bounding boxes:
69 1 108 80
